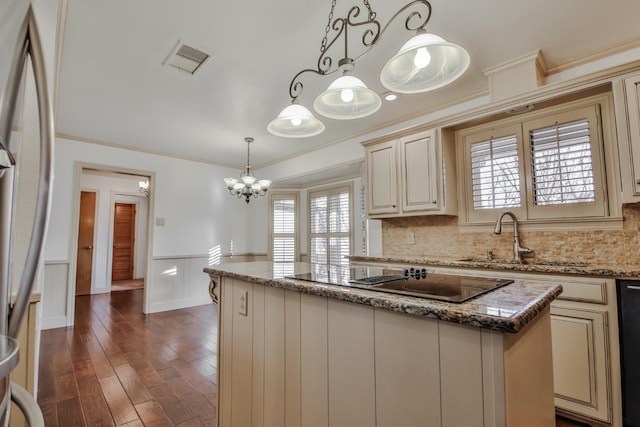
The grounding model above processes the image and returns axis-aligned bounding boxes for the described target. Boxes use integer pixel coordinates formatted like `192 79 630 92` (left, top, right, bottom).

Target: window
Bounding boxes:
269 193 298 276
471 133 521 210
309 185 351 266
530 119 596 205
458 94 617 227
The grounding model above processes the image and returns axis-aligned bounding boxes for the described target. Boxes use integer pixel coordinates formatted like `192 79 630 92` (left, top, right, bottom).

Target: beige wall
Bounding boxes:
382 204 640 270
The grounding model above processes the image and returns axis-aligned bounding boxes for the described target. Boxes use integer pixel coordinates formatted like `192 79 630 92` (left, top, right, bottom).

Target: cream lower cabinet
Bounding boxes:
551 306 610 422
546 276 621 425
218 277 555 427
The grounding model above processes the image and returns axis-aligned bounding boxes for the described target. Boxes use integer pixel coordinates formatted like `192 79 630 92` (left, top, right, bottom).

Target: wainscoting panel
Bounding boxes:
42 261 70 330
148 256 212 313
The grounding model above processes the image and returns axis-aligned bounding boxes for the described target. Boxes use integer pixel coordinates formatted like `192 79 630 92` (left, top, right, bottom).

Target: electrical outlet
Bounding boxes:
238 290 248 316
406 231 415 245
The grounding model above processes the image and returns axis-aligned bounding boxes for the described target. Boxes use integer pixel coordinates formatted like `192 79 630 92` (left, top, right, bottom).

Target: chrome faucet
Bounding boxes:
493 211 533 263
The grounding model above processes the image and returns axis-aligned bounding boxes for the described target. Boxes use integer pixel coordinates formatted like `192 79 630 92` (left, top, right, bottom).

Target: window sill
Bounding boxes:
458 216 624 233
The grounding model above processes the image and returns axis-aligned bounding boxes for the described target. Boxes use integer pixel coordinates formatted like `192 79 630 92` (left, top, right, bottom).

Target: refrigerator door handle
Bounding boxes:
10 382 44 427
7 6 54 340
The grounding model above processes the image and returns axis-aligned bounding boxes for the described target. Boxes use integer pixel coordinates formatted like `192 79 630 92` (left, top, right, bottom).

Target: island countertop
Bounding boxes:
204 261 562 333
349 255 640 278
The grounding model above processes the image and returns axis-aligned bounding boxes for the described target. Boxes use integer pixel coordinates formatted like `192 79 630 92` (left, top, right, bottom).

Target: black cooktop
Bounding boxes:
286 264 513 303
286 265 394 287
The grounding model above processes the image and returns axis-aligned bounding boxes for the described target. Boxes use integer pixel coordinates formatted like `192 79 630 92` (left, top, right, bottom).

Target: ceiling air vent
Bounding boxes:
163 40 211 75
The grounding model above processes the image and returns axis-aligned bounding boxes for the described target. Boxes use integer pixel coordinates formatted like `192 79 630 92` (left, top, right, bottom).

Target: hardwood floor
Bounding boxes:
37 288 591 427
37 289 218 426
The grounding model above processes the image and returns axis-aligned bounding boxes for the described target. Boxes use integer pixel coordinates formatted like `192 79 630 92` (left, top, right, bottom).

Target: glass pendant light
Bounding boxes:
380 29 470 94
312 59 382 120
267 100 325 138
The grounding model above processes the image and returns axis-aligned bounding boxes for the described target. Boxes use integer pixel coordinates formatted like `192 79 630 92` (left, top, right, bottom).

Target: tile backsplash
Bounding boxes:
382 205 640 269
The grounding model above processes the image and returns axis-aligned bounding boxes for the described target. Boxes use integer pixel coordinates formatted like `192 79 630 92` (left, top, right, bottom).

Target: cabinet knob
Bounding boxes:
432 200 437 204
636 178 640 185
392 204 396 208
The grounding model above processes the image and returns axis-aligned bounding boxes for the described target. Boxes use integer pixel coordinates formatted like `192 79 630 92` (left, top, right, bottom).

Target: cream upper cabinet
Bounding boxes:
363 129 456 217
615 72 640 201
400 132 439 212
366 139 399 215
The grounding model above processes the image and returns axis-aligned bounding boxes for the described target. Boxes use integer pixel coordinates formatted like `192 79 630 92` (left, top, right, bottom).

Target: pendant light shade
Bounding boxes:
267 101 325 138
313 74 382 120
380 31 470 94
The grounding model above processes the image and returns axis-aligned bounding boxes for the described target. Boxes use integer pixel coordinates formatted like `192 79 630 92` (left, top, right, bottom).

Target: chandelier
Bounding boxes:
224 137 272 204
267 0 469 138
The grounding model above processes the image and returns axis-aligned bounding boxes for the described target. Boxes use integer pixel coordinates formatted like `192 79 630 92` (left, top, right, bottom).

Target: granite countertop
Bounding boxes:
204 261 562 334
349 255 640 279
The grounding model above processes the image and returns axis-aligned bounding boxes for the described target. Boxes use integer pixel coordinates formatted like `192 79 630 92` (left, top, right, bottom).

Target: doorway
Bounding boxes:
71 167 151 313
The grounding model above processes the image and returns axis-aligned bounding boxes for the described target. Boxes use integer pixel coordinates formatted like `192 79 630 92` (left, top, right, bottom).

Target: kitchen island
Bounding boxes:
204 261 562 427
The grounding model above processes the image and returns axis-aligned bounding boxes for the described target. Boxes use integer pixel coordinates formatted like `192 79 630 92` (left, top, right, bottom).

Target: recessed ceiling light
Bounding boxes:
383 92 398 101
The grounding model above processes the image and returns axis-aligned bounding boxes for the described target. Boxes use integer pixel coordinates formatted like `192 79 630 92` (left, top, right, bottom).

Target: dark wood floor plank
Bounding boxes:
38 399 58 427
76 374 116 427
98 375 140 425
147 382 196 425
56 398 86 427
134 400 174 427
114 363 153 405
165 377 217 425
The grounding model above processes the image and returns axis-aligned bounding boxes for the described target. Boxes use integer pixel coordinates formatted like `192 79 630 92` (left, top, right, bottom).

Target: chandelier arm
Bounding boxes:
381 0 431 35
289 67 328 100
344 0 431 65
346 5 381 47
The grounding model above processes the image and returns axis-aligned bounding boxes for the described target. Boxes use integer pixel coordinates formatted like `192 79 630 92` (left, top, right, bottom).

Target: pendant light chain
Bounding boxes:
362 0 376 21
321 0 338 54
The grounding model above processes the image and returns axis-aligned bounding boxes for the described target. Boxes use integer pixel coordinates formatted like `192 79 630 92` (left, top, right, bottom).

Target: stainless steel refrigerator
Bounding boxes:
0 0 53 425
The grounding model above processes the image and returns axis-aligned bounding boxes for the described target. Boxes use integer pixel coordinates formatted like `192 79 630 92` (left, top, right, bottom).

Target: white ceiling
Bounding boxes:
55 0 640 175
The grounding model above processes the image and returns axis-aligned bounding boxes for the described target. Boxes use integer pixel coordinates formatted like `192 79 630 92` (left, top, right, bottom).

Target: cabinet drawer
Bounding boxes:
555 279 608 304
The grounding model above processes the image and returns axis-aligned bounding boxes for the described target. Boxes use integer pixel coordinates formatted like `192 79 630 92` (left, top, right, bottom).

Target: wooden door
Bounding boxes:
76 191 96 295
112 203 136 281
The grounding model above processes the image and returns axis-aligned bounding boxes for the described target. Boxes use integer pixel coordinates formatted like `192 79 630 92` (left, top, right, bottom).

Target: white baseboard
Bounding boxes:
40 315 68 330
148 296 213 314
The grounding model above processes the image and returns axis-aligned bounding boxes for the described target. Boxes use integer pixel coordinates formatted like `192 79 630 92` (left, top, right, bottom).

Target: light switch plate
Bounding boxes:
238 290 248 316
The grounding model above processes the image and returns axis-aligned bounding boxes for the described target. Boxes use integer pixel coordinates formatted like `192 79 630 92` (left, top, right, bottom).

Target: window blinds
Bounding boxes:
470 134 521 209
272 198 296 262
529 118 595 205
309 189 350 266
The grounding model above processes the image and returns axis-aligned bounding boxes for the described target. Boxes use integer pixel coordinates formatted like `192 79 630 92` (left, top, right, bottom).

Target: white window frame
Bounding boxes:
308 183 353 266
457 93 621 230
268 192 299 262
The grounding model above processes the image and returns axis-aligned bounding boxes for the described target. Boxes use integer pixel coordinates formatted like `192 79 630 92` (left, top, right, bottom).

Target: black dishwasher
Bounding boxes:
618 280 640 427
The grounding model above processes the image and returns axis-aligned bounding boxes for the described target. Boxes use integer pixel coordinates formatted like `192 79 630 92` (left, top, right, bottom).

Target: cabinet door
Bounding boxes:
366 140 399 215
550 305 611 423
624 75 640 197
400 131 439 212
327 300 376 427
